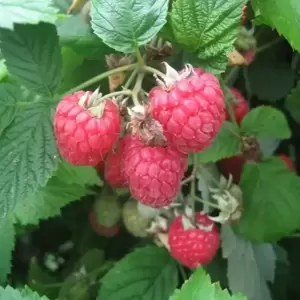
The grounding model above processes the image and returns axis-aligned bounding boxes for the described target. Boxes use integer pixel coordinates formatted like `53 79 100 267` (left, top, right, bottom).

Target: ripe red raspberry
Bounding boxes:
104 139 128 188
279 154 296 172
123 135 187 208
54 90 121 166
226 88 249 125
149 63 225 154
89 210 120 237
168 212 220 268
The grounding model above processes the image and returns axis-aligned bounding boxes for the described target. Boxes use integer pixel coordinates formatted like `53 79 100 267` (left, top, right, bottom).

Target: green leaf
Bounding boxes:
240 106 291 139
251 0 300 52
98 246 178 300
0 22 62 97
247 60 294 102
0 102 58 216
195 121 241 163
0 59 8 81
0 217 15 284
0 285 50 300
0 0 58 30
14 161 100 226
285 83 300 124
234 157 300 241
91 0 168 53
0 83 20 133
169 0 246 73
170 266 246 300
221 224 275 300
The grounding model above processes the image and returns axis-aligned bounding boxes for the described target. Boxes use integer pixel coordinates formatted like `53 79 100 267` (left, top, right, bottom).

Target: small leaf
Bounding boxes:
0 102 59 216
91 0 168 53
240 106 291 139
0 217 15 284
0 0 58 30
14 161 100 226
98 246 178 300
0 83 20 133
170 266 246 300
0 22 62 96
285 83 300 124
169 0 246 73
251 0 300 52
221 224 275 300
0 285 50 300
234 157 300 241
195 121 241 163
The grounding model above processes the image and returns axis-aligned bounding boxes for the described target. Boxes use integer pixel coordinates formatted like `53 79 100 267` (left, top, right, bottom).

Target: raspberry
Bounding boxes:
54 90 121 166
218 155 245 184
168 213 220 268
149 63 225 154
279 154 296 172
123 135 187 208
104 139 128 188
89 210 120 237
122 200 152 237
226 88 249 125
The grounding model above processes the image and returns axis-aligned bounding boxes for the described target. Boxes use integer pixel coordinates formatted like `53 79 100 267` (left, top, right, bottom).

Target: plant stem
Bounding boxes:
190 154 198 222
136 48 144 66
131 72 145 106
178 263 188 281
224 66 240 86
123 68 138 90
99 90 132 101
256 37 283 54
142 65 165 78
193 195 220 210
65 63 138 95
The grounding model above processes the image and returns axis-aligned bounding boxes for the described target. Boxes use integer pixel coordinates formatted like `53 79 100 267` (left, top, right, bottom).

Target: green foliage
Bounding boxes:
168 0 246 73
14 161 100 226
91 0 169 53
0 0 58 30
240 106 291 138
221 224 275 300
0 217 15 285
170 266 246 300
285 82 300 123
0 285 49 299
195 121 241 163
98 246 178 300
235 157 300 241
251 0 300 52
0 101 58 216
0 22 62 96
0 83 19 134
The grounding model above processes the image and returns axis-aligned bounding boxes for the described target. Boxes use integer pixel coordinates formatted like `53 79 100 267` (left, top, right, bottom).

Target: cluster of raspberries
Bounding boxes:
54 63 226 268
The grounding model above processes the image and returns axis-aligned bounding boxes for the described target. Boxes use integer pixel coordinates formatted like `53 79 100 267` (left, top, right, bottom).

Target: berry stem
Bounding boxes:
64 63 138 96
98 90 133 101
131 72 145 106
190 154 198 222
222 85 239 127
177 263 188 281
256 37 283 54
193 195 220 210
123 68 139 89
142 65 166 78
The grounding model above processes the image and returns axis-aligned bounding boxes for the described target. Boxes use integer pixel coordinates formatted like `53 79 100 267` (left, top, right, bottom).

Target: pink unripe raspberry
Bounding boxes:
54 90 121 166
149 63 225 154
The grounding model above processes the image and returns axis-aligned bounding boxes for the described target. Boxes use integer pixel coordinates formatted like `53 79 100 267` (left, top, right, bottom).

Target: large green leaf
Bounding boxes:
240 106 291 139
169 0 246 73
221 224 275 300
170 266 246 300
0 83 20 134
14 161 100 225
91 0 169 53
251 0 300 52
0 285 50 300
285 83 300 124
195 121 241 163
0 23 62 97
0 217 15 285
0 102 58 216
234 157 300 241
98 246 178 300
0 0 58 30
